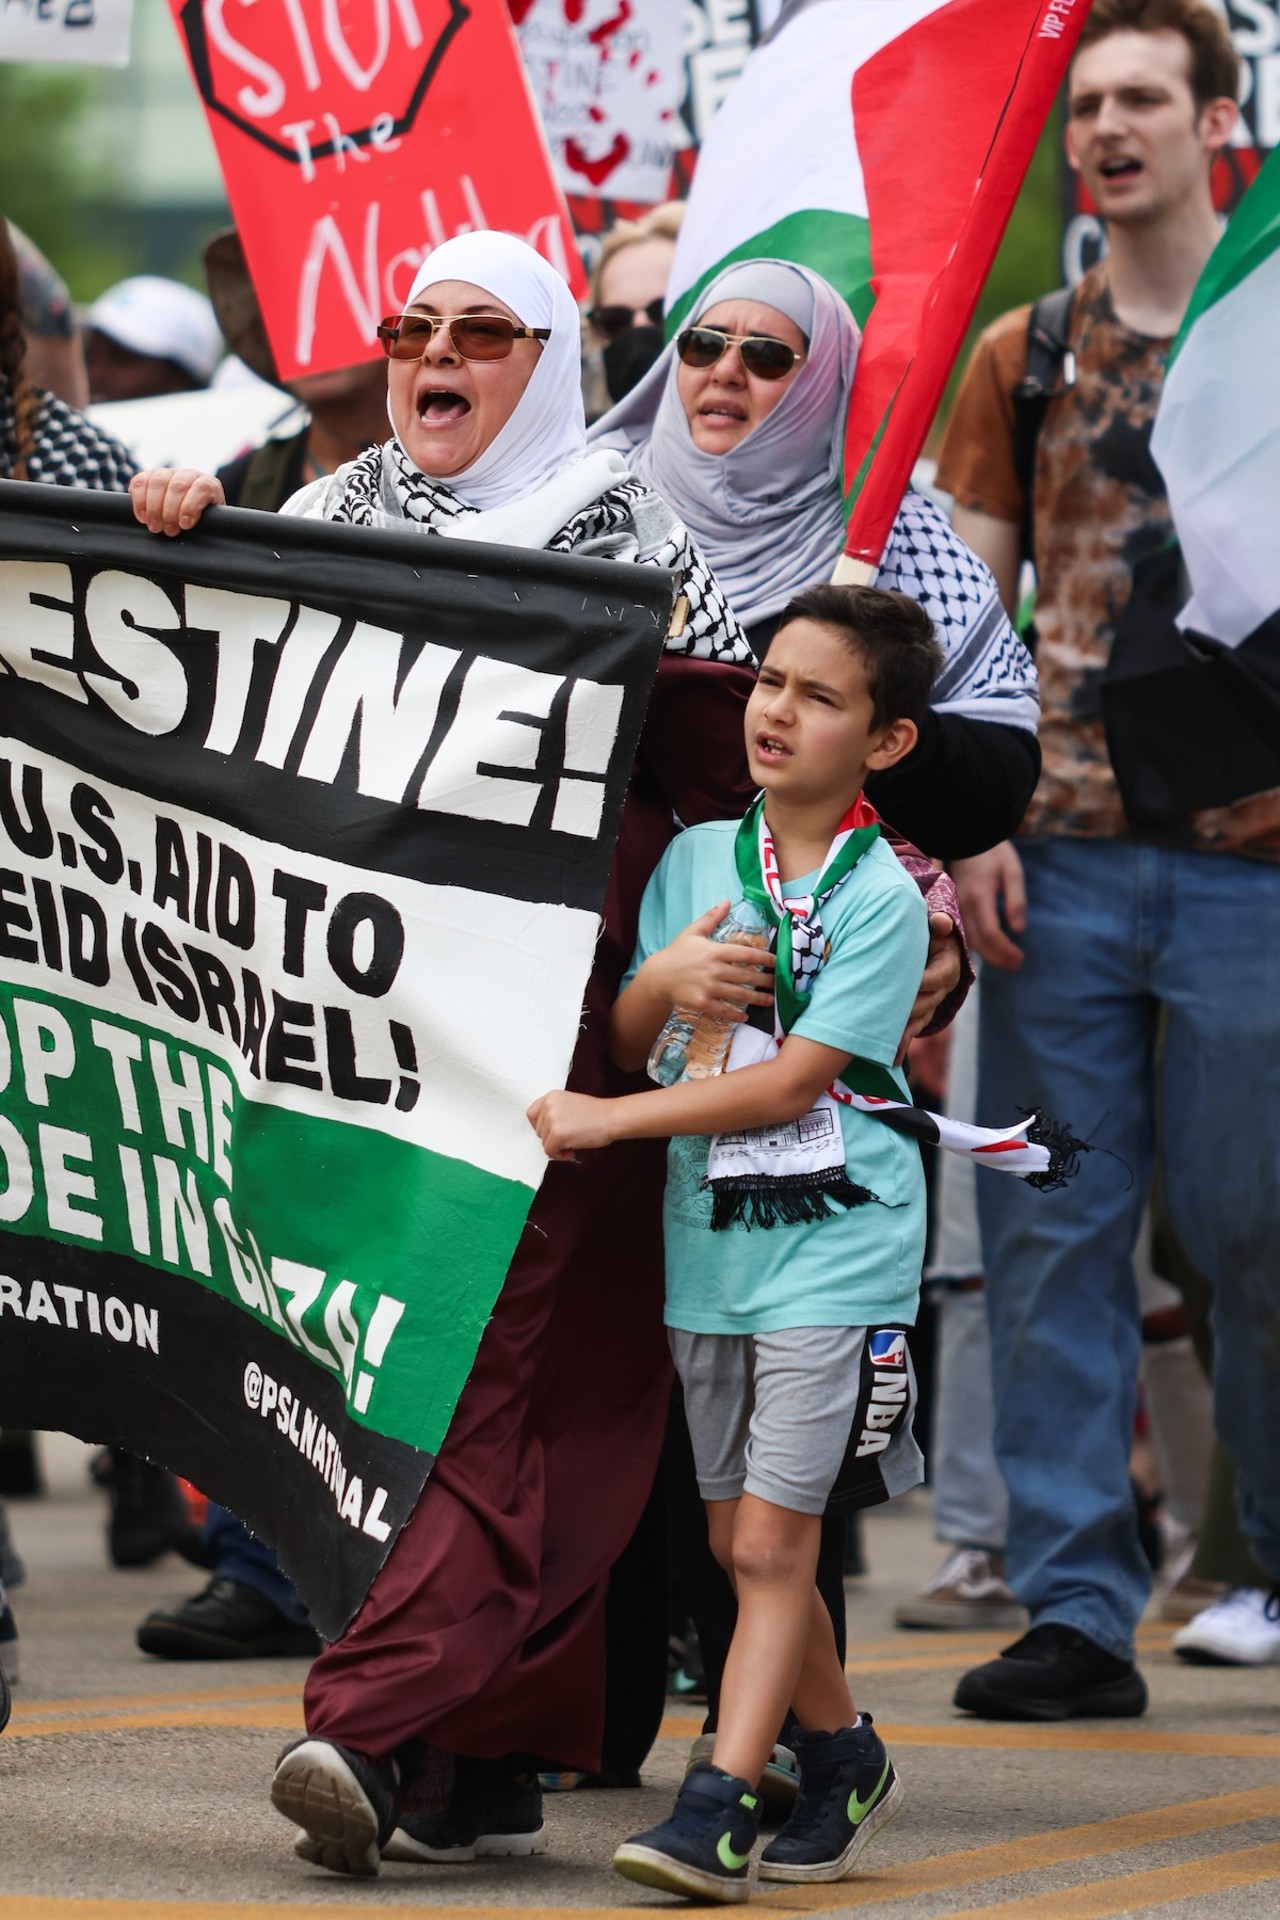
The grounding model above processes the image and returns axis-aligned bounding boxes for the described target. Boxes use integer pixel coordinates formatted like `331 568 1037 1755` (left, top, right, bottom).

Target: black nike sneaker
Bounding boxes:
613 1762 761 1902
757 1717 903 1883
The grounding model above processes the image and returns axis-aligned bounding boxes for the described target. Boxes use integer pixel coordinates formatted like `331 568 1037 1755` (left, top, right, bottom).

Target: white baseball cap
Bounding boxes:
86 276 223 385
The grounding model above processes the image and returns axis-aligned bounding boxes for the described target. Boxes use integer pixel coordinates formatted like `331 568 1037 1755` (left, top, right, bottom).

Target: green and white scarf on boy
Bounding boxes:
696 794 1088 1230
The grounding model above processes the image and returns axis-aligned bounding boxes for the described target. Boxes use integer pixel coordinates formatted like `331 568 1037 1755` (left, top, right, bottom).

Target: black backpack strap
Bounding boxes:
1011 284 1078 564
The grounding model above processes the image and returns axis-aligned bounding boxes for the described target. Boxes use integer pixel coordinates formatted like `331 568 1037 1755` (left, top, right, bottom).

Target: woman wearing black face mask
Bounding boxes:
587 202 683 405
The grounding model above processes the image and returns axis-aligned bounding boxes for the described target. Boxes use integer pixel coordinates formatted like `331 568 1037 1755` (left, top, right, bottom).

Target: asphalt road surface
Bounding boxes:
1 1435 1278 1919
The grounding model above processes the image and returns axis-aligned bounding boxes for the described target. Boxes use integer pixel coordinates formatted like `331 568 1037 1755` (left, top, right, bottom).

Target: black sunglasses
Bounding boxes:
588 298 665 341
377 312 550 362
675 326 806 382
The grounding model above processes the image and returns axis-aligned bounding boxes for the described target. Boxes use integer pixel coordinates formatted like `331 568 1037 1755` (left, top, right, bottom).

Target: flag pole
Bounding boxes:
831 555 876 586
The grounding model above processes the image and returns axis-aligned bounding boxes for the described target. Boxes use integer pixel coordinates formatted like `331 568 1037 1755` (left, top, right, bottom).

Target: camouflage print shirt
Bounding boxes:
936 263 1280 860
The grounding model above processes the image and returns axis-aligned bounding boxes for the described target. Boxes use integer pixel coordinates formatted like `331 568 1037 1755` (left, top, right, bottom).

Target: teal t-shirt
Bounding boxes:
628 820 930 1335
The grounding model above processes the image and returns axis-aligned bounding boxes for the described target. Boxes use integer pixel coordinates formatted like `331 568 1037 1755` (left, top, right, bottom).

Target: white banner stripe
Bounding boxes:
0 739 593 1191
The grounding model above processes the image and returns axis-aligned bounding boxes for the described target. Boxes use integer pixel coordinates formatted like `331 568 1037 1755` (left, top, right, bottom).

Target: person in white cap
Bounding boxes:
84 274 222 403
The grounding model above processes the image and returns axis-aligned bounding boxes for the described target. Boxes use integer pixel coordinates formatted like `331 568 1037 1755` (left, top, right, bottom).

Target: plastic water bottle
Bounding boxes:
647 900 772 1085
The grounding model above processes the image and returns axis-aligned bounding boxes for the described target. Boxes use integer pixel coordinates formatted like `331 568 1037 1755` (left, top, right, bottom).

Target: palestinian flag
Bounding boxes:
1152 141 1280 647
0 483 668 1636
666 0 1087 570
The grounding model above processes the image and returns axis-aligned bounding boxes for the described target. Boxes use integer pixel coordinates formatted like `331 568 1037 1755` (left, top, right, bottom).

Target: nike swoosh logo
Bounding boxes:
717 1832 750 1871
848 1757 891 1824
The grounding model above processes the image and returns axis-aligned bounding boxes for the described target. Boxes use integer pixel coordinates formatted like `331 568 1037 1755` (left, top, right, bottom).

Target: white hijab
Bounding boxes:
396 231 588 512
589 261 861 630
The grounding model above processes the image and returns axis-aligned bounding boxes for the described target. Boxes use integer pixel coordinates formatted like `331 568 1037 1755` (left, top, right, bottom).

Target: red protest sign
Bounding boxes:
170 0 586 380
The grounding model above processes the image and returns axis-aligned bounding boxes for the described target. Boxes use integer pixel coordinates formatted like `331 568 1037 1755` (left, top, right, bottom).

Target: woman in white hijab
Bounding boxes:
132 233 760 1874
591 258 1041 860
132 231 750 665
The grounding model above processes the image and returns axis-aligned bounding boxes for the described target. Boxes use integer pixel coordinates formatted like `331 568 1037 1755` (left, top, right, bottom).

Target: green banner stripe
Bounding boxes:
1169 144 1280 370
0 981 532 1457
666 210 874 338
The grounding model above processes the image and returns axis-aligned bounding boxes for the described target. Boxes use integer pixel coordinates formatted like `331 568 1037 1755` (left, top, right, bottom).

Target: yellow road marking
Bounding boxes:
3 1624 1175 1725
7 1682 301 1720
941 1839 1280 1919
842 1626 1175 1678
658 1715 1280 1757
0 1905 550 1920
745 1785 1280 1912
3 1703 302 1739
6 1692 1273 1760
0 1788 1277 1917
877 1720 1280 1759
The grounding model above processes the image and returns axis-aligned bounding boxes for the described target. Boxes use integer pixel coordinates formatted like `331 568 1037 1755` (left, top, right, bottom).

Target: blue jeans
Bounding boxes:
206 1505 311 1627
977 839 1280 1659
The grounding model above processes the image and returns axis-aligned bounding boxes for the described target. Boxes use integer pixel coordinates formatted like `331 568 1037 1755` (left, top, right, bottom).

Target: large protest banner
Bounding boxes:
0 484 671 1636
167 0 585 381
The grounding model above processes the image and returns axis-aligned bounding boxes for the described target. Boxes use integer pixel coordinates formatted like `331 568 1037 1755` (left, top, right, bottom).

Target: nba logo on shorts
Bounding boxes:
869 1330 906 1369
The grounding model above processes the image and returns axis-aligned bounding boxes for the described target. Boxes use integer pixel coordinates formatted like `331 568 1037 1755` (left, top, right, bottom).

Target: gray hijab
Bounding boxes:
588 260 860 631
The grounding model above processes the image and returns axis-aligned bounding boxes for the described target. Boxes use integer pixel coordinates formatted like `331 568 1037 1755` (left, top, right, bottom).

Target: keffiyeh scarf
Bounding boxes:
317 441 752 665
696 794 1088 1230
0 385 135 491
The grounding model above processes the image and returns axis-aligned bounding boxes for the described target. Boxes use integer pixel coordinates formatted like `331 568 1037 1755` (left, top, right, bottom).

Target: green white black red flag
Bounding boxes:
0 483 669 1637
667 0 1088 570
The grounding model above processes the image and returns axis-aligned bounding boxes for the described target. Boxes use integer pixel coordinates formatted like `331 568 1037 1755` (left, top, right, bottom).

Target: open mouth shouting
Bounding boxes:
1097 153 1144 186
416 386 472 429
753 730 792 767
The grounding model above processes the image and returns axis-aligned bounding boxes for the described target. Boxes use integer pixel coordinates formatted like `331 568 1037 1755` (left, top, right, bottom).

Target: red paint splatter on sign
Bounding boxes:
505 0 537 23
564 131 631 186
564 0 586 23
587 0 630 48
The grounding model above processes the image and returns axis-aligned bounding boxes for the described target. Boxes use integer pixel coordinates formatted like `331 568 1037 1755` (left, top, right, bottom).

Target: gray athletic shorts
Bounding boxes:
670 1324 924 1516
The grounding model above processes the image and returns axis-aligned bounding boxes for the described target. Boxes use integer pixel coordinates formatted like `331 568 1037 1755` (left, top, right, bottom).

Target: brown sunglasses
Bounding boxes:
675 326 806 382
377 312 551 362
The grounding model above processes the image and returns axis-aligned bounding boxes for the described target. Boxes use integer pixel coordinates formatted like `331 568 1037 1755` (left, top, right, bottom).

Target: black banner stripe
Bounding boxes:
0 1232 429 1639
0 483 673 910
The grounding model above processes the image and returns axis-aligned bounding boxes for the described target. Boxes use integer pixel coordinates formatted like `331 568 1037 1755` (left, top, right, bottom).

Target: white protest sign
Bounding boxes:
0 0 133 67
516 0 685 204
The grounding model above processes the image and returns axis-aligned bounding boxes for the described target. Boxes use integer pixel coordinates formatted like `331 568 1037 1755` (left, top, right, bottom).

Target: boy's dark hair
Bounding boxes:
775 583 943 730
1072 0 1239 114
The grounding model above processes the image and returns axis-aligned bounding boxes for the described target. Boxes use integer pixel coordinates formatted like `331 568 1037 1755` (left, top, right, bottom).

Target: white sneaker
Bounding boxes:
1173 1588 1280 1666
894 1549 1024 1631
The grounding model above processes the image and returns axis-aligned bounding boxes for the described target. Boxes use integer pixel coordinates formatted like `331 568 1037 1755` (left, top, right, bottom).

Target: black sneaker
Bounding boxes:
0 1501 25 1587
0 1657 9 1734
137 1578 320 1660
0 1581 16 1688
757 1717 903 1883
687 1733 799 1821
954 1622 1148 1721
384 1754 546 1862
92 1450 207 1569
613 1762 760 1903
0 1430 40 1497
271 1736 401 1876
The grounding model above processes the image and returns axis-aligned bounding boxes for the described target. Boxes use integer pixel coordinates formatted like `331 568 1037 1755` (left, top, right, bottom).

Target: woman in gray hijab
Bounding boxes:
591 259 1041 861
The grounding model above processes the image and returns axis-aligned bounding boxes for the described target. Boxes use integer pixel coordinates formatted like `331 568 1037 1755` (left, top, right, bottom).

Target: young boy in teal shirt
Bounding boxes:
529 583 942 1899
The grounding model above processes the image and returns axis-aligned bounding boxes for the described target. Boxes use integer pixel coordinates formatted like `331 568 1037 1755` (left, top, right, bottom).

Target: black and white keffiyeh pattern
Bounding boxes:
322 441 752 666
876 490 1037 732
0 385 136 491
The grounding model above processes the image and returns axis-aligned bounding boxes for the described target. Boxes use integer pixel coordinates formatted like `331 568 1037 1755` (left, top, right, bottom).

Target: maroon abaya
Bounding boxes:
304 654 757 1767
